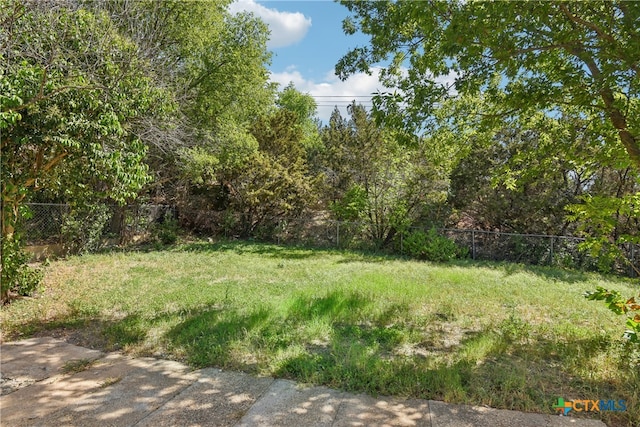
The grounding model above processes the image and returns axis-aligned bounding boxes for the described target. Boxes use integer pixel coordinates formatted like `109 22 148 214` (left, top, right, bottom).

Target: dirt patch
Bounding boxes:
33 321 115 352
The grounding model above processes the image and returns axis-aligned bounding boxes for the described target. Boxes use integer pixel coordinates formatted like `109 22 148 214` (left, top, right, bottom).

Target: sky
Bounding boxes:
228 0 386 123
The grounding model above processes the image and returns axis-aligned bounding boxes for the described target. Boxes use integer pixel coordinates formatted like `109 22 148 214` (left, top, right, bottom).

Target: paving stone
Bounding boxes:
0 354 137 425
237 379 343 426
5 355 197 427
0 337 103 393
333 393 431 427
0 337 616 427
547 415 607 426
429 399 549 427
136 368 274 427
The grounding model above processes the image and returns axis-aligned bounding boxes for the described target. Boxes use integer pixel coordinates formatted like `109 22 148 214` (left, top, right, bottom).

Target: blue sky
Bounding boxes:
229 0 385 122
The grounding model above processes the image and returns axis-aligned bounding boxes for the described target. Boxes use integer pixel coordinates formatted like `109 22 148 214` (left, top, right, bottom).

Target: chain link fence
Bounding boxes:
20 203 69 244
20 203 176 246
268 219 638 278
19 205 639 278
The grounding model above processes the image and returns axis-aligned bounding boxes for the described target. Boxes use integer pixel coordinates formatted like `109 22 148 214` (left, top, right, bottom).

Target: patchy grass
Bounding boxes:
61 358 95 375
1 241 638 426
99 376 122 388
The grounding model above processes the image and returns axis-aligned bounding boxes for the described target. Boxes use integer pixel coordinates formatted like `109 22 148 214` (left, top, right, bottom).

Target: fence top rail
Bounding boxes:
273 218 590 242
440 228 587 241
24 203 174 208
21 208 636 247
24 203 70 207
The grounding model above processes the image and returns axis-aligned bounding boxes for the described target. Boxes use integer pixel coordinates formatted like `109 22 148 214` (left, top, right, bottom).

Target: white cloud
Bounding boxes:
270 67 387 123
270 67 460 124
229 0 312 49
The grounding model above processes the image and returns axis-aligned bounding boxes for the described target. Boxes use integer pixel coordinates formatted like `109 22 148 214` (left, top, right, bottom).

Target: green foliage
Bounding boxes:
1 1 166 282
177 113 301 237
152 216 179 246
61 204 111 254
567 192 640 274
337 1 640 270
276 82 321 150
330 184 369 221
1 236 43 299
585 287 640 344
85 0 275 213
449 114 621 235
403 229 459 262
321 104 450 246
337 1 640 169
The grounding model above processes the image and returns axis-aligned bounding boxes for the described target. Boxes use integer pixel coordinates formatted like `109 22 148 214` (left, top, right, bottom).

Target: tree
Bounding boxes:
1 0 168 302
178 108 317 236
337 1 640 170
321 104 448 247
449 113 639 236
336 1 640 339
276 82 321 149
89 0 276 206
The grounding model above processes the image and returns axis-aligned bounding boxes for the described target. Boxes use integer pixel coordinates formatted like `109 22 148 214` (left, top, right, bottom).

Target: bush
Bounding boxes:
330 184 369 221
1 236 43 301
403 228 460 262
61 204 111 254
152 215 179 245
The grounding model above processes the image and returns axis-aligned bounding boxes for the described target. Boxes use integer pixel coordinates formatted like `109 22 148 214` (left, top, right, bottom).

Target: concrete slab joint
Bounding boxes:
0 337 608 427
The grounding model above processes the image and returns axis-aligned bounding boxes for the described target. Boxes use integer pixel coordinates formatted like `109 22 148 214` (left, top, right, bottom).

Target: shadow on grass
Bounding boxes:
83 238 613 284
162 289 637 427
179 240 403 264
181 241 325 260
9 285 637 426
450 258 600 284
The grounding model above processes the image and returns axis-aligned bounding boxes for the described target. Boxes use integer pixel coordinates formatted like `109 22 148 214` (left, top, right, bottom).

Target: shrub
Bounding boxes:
61 204 111 254
403 228 460 262
1 236 43 301
153 215 179 245
330 184 369 221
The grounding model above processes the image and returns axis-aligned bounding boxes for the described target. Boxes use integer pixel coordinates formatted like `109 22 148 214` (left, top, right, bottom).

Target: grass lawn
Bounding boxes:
1 241 638 426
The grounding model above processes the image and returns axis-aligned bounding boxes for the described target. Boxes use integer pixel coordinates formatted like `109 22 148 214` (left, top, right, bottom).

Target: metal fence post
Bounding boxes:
472 230 476 260
549 236 554 266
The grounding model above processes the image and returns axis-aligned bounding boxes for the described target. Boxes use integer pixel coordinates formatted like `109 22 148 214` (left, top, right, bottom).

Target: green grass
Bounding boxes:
2 241 638 426
61 358 95 374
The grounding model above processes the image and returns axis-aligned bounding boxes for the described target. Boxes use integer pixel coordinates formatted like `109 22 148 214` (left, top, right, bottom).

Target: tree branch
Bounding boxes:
3 84 106 113
558 4 639 76
23 152 68 189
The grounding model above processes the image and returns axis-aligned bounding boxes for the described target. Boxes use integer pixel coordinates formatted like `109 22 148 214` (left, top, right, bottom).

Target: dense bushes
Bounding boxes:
61 204 112 254
403 228 462 262
1 237 43 302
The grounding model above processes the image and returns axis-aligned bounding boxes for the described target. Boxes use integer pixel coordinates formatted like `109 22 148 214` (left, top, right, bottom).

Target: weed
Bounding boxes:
1 241 637 425
61 359 95 375
99 376 122 388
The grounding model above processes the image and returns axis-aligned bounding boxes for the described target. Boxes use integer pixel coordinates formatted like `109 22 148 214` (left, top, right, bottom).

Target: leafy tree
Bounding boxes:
276 82 321 151
321 104 448 247
226 109 317 235
89 0 276 207
1 0 168 302
448 113 634 234
337 1 640 169
179 109 317 236
336 0 640 337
